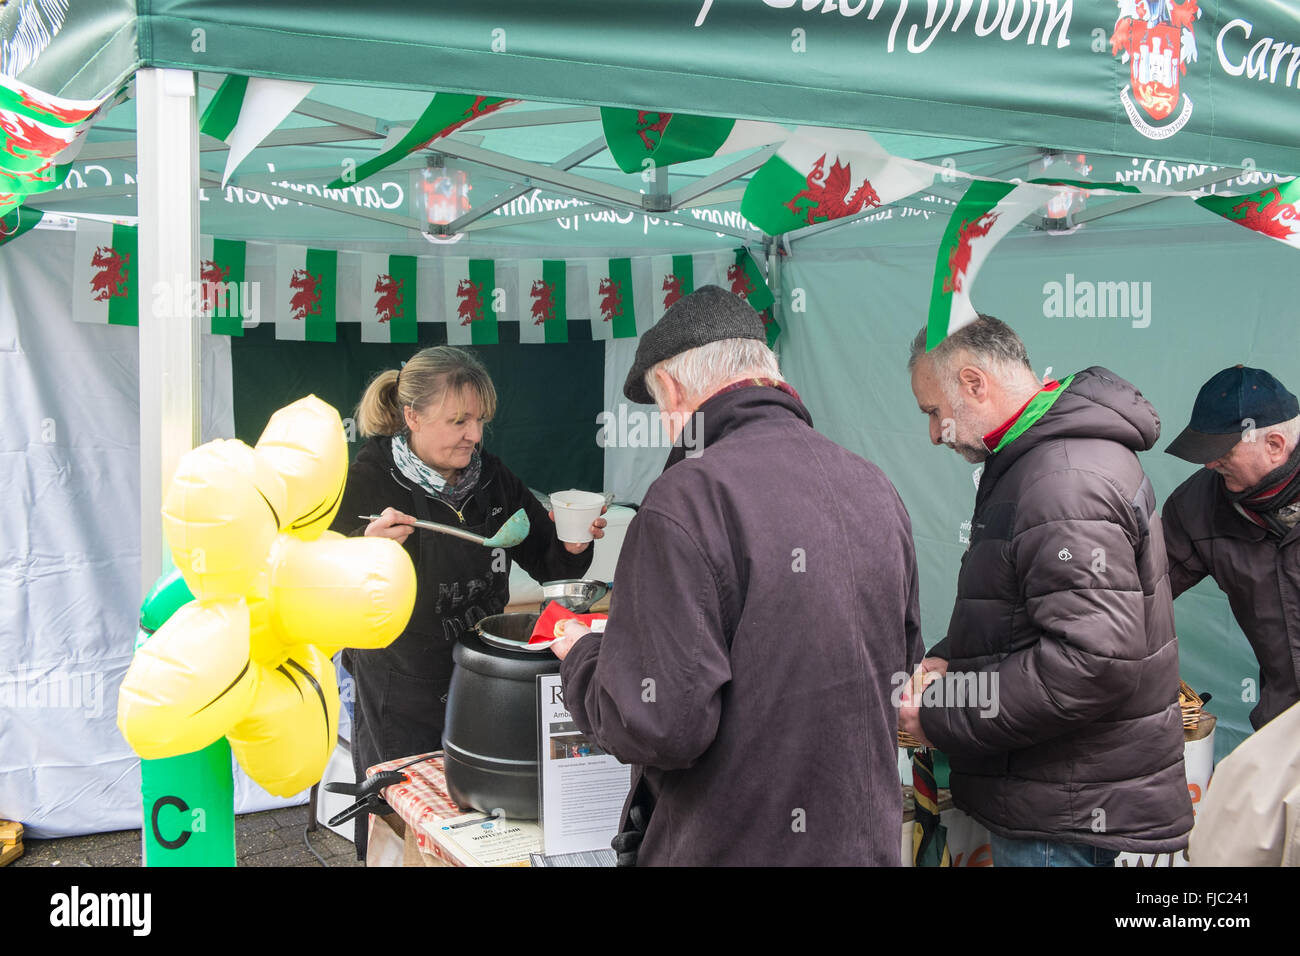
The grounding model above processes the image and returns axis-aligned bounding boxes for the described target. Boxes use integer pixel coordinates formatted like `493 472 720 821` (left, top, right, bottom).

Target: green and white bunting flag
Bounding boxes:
328 94 517 190
600 108 787 174
275 245 338 342
587 258 639 340
73 221 138 326
517 259 568 344
350 252 420 343
742 127 937 236
725 247 774 312
0 205 42 247
199 237 250 336
1196 179 1300 249
926 180 1052 350
200 76 314 188
443 258 499 345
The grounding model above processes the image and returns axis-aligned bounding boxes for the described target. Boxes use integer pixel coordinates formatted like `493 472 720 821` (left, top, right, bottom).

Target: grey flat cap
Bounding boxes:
623 285 767 404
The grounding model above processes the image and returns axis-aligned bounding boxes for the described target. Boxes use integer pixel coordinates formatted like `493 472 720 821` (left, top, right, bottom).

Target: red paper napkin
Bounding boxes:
529 601 608 644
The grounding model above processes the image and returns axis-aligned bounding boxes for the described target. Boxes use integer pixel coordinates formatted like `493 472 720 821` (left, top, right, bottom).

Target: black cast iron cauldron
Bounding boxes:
442 613 558 819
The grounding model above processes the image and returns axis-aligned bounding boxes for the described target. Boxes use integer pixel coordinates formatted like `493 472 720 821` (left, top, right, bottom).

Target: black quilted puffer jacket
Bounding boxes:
920 367 1194 854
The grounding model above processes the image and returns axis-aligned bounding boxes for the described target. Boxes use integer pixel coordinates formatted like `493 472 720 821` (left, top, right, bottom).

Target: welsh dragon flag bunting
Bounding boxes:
724 248 774 313
348 252 420 343
742 127 937 236
926 180 1052 350
1 75 109 216
648 254 708 321
328 95 517 190
600 108 786 174
1196 179 1300 249
0 206 43 248
199 237 250 336
276 245 338 342
588 258 639 340
73 221 138 326
444 258 499 345
200 76 314 188
517 259 568 344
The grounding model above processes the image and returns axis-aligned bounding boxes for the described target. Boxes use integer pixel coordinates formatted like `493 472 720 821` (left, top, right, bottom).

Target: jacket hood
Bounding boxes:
1008 366 1161 456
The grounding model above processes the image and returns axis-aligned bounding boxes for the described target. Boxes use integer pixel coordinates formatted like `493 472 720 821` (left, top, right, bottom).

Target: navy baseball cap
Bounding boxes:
1165 366 1299 464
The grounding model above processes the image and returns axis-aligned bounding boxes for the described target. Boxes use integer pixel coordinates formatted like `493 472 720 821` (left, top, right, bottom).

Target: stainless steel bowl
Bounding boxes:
539 578 610 613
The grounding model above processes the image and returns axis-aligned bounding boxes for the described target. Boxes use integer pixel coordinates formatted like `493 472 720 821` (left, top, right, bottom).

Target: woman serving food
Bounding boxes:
330 345 604 858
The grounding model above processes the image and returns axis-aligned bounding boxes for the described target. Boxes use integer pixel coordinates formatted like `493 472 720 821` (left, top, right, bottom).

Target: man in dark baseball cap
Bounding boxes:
547 285 924 866
1162 365 1300 730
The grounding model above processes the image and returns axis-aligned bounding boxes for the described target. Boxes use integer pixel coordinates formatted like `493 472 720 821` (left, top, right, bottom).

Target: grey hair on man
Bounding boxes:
645 337 782 409
908 314 1040 406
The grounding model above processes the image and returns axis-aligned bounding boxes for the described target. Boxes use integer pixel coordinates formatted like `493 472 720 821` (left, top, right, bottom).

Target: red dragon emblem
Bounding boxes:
1111 0 1199 126
529 279 556 325
374 274 404 323
90 246 131 301
1230 188 1300 241
942 212 1000 294
199 259 230 314
455 278 485 325
289 268 323 320
597 278 623 322
0 111 72 167
726 263 755 300
662 274 686 311
784 154 882 225
636 111 672 152
18 90 97 126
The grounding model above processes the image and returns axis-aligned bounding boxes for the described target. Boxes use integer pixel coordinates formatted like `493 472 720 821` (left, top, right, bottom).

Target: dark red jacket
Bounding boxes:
560 385 924 866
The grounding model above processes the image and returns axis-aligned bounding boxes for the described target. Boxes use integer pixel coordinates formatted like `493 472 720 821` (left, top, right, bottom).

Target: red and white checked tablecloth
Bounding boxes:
367 752 464 854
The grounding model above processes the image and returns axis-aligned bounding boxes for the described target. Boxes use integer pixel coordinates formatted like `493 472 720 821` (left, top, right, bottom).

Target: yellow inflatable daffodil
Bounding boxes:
117 396 415 796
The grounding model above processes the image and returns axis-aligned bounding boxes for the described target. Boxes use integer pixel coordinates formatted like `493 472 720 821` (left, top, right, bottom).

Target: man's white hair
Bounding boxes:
644 338 783 408
1265 414 1300 452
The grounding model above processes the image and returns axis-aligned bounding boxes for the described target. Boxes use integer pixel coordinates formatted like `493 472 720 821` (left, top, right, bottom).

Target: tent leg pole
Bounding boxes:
136 68 201 600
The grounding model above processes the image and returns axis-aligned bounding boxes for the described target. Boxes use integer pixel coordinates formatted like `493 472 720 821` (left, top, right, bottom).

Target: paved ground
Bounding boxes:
9 806 363 867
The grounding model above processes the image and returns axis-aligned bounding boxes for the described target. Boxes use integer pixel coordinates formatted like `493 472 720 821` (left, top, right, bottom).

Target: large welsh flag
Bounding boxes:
742 127 937 236
517 259 568 344
1 75 109 218
276 246 338 342
600 108 786 174
73 221 138 326
443 258 498 345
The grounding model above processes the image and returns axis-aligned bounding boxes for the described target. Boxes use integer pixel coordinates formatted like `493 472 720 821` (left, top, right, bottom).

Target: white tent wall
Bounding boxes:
0 228 305 838
779 213 1300 762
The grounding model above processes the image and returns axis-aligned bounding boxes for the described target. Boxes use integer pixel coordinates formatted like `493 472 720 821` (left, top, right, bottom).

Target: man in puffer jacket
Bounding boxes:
900 315 1192 866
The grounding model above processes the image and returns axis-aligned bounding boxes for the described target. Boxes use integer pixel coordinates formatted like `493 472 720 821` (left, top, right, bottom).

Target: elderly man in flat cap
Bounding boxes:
1162 366 1300 731
549 285 923 866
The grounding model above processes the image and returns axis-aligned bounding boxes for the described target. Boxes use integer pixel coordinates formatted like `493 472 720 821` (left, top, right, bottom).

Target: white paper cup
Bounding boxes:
550 489 606 543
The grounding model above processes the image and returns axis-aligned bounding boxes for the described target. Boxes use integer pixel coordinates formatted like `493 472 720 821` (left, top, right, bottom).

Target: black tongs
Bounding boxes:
325 751 442 828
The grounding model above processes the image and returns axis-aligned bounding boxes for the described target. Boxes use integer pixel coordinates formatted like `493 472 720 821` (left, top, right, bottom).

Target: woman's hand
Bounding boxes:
365 507 416 545
549 505 608 555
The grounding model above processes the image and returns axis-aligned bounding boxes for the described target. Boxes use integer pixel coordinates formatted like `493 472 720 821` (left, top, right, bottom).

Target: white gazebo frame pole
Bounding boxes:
135 68 201 600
